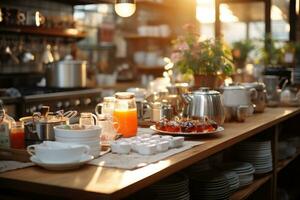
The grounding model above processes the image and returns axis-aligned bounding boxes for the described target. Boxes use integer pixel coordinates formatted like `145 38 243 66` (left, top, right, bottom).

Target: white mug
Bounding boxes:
27 142 90 164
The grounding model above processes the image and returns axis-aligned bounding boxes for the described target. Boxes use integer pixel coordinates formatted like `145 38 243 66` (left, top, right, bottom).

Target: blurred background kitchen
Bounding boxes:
0 0 298 119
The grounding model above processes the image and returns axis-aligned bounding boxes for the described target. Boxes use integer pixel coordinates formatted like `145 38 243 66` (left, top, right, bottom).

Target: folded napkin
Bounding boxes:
89 141 203 170
0 161 34 173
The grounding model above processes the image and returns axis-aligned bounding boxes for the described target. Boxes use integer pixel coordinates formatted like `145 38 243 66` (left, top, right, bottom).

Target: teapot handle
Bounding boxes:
249 88 258 100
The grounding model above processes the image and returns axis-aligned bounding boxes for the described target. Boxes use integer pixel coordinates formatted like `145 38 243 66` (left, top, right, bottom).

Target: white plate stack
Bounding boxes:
189 170 230 200
235 141 273 174
278 141 297 160
220 162 255 187
150 173 190 200
223 171 240 193
54 125 101 158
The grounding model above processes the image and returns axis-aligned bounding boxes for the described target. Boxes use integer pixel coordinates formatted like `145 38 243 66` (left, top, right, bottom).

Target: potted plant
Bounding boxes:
260 34 283 67
171 24 233 88
232 40 254 69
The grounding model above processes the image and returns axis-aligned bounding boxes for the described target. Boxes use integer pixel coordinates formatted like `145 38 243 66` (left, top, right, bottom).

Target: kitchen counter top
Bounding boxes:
0 107 300 200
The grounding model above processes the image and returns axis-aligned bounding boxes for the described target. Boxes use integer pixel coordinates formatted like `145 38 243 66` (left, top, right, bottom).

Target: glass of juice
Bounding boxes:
10 121 25 149
113 92 138 138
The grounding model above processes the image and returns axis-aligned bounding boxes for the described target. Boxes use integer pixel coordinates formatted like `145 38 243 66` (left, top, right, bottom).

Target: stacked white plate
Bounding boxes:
150 173 190 200
278 141 297 160
235 141 273 174
220 162 255 187
293 68 300 84
189 170 230 200
54 125 101 158
222 171 240 193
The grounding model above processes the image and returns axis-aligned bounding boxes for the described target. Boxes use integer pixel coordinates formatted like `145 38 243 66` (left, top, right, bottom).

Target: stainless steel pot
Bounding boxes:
182 87 225 125
46 60 87 88
20 115 69 145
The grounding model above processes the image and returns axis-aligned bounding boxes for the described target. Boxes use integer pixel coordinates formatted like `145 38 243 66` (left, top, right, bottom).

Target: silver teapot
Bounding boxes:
182 88 225 125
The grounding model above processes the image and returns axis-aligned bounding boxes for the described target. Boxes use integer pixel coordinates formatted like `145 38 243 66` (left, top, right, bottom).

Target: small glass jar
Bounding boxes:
10 121 25 149
79 112 97 126
151 102 162 122
97 114 117 146
113 92 137 137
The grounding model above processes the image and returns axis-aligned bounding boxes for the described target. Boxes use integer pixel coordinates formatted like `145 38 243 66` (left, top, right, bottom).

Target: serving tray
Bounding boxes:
150 125 224 136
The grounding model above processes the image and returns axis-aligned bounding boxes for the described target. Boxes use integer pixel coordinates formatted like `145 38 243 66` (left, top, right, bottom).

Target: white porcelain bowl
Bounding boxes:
55 136 99 142
54 125 101 138
27 141 90 164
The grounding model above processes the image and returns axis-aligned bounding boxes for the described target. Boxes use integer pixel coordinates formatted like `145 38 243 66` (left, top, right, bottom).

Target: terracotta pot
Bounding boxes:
194 74 225 89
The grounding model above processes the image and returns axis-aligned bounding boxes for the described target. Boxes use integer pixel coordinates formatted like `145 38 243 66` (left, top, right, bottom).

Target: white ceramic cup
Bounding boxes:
133 51 146 65
27 143 90 164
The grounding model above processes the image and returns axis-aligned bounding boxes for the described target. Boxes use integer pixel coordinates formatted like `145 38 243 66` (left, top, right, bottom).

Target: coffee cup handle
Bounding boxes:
27 145 36 156
83 145 91 155
95 103 103 116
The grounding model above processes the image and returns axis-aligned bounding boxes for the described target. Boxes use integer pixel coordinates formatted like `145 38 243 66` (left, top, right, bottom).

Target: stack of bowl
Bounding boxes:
54 125 101 158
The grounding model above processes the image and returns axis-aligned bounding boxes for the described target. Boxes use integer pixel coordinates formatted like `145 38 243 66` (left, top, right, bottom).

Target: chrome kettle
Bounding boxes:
182 88 225 125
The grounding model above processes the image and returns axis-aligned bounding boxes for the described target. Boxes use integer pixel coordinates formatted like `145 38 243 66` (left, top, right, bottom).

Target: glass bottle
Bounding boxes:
95 96 115 119
97 114 116 146
113 92 137 138
0 100 15 148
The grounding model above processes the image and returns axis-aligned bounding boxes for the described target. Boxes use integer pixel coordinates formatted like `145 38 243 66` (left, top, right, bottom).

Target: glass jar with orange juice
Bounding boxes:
113 92 137 138
10 121 25 149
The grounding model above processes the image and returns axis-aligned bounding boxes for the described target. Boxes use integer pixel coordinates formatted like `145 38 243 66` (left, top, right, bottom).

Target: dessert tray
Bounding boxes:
150 125 224 136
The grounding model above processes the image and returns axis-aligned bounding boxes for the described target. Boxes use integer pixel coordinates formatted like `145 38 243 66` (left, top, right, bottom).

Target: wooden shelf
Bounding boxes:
230 174 272 200
0 25 86 39
1 108 300 200
277 149 300 173
136 66 165 76
48 0 113 5
78 44 115 50
137 0 176 10
124 34 174 41
96 81 142 90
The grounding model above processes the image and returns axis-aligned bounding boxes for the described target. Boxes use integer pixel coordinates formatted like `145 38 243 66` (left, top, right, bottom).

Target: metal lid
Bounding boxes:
103 96 115 102
115 92 135 99
193 87 220 95
222 85 246 90
242 82 265 91
20 115 68 124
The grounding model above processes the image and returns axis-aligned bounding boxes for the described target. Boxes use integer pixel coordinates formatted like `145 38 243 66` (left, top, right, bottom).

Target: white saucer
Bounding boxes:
30 155 94 171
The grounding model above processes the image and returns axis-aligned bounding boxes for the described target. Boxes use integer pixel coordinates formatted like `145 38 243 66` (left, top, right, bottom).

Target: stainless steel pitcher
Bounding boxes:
182 87 225 125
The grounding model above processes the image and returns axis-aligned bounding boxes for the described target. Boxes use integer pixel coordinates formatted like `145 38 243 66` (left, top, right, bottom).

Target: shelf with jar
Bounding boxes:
0 25 86 39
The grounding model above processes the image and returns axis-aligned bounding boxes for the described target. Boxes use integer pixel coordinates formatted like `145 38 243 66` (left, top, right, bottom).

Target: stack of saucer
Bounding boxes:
293 68 300 84
220 162 255 187
278 141 297 160
189 170 230 200
150 173 190 200
54 125 101 158
235 141 273 174
222 171 240 193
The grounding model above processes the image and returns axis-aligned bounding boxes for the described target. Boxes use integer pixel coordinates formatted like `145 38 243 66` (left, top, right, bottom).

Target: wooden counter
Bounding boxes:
0 107 300 200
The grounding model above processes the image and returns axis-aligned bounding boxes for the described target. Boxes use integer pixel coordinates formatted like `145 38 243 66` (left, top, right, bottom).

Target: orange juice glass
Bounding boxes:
113 92 138 137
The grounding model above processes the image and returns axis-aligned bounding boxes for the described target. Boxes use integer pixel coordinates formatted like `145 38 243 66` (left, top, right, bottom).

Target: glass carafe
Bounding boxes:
95 96 115 119
113 92 137 138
